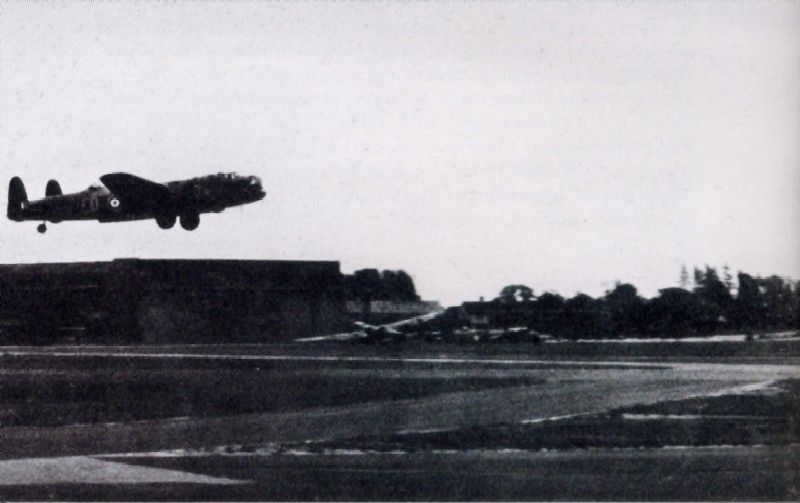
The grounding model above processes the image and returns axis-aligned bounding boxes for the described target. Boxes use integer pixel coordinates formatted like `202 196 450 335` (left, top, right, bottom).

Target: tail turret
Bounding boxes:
45 179 62 197
7 177 28 221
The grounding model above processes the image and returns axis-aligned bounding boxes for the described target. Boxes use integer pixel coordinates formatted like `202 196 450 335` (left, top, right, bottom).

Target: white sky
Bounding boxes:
1 2 798 306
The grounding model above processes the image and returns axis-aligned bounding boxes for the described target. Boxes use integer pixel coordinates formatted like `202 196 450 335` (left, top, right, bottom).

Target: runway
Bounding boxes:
1 342 798 500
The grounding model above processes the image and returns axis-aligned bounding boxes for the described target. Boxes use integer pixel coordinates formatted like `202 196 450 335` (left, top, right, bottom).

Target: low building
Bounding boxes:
0 258 346 344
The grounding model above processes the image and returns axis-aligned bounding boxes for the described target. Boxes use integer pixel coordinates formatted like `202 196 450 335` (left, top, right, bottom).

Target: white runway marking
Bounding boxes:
0 456 246 485
698 380 781 396
547 331 800 344
620 414 777 421
0 350 672 368
5 351 800 381
521 413 585 424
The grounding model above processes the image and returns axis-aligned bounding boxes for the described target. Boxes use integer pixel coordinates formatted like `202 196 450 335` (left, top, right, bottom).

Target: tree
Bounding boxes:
722 264 733 292
606 282 639 306
346 269 383 300
496 285 534 303
535 292 564 310
693 266 732 329
345 269 420 301
693 267 704 288
605 283 644 336
531 292 565 335
395 270 420 301
679 265 689 289
561 294 608 339
761 276 794 329
380 270 420 301
703 266 720 284
488 285 535 328
646 287 714 336
795 281 800 328
734 272 764 330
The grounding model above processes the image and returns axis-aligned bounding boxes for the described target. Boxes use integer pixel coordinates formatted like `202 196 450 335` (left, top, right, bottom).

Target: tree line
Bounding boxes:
344 269 420 302
488 266 799 338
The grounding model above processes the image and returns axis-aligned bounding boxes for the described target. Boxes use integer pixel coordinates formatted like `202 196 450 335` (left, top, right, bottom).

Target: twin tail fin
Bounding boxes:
7 177 28 221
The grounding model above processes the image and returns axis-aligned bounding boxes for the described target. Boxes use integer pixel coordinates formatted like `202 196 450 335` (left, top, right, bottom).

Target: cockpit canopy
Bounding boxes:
211 172 261 188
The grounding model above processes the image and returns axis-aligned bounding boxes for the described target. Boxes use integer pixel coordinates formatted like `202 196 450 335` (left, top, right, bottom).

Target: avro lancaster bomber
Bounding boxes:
7 172 265 233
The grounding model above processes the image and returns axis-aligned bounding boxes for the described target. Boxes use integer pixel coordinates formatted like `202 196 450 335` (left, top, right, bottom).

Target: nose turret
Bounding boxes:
245 175 265 200
219 173 265 205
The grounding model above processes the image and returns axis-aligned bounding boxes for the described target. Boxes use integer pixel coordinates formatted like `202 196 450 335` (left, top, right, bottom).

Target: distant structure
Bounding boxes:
0 259 346 344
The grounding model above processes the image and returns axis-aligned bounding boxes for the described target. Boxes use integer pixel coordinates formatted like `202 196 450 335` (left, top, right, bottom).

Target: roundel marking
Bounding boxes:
109 197 121 209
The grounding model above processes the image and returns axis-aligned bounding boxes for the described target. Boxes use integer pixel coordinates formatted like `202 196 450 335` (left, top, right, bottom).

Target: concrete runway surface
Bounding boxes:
0 343 798 500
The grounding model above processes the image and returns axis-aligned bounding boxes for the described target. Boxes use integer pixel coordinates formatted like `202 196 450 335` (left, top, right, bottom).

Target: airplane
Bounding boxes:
295 309 446 344
7 172 265 233
297 314 546 345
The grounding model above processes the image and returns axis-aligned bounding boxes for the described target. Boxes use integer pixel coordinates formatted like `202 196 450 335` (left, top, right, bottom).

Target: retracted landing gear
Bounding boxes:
37 223 47 234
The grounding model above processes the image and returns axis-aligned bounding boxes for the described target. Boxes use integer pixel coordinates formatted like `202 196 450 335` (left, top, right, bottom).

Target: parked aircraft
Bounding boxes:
7 172 265 233
296 308 545 345
295 310 445 343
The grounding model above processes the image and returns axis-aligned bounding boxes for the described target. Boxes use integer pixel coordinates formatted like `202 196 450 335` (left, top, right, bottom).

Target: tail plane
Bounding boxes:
7 177 28 221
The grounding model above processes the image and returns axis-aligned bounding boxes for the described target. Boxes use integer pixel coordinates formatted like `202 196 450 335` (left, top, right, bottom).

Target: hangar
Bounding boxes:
0 259 346 344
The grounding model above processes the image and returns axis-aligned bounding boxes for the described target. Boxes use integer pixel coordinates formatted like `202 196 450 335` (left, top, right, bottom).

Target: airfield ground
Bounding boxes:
0 336 798 500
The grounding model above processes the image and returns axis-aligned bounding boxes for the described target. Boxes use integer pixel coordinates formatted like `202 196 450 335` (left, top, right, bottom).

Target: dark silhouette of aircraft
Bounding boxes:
7 172 265 233
295 309 446 343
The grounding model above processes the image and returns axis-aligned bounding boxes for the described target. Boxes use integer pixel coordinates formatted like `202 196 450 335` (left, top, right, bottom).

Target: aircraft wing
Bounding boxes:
99 173 172 206
295 331 370 343
384 309 445 330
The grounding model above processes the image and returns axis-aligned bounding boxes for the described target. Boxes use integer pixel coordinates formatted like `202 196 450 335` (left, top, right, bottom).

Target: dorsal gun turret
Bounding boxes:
45 179 62 197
